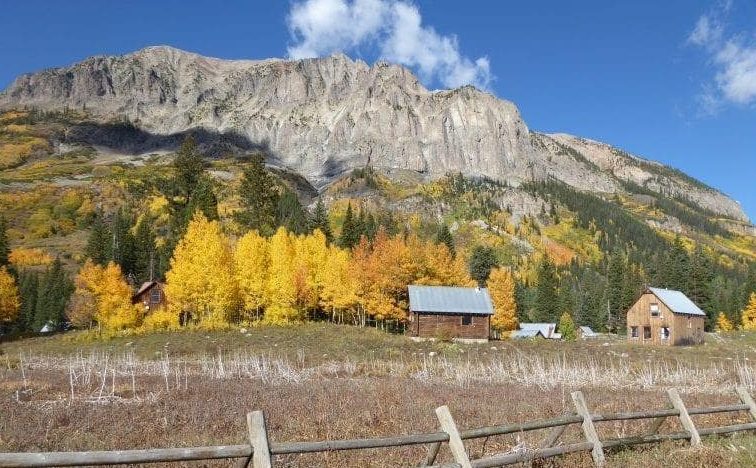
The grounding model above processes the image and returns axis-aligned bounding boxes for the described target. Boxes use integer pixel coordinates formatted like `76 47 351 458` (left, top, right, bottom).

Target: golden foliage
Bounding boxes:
263 227 301 323
73 261 142 331
165 212 238 327
0 267 20 323
234 230 269 320
141 308 180 331
742 293 756 331
8 248 53 267
487 267 518 332
716 312 734 332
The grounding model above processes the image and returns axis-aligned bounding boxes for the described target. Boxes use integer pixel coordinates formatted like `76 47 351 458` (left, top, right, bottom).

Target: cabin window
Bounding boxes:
660 327 670 340
643 326 651 339
650 303 660 317
630 326 638 338
461 315 472 326
150 288 162 304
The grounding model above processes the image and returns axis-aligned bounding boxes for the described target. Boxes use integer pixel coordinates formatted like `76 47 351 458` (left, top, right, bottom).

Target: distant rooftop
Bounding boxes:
408 285 493 315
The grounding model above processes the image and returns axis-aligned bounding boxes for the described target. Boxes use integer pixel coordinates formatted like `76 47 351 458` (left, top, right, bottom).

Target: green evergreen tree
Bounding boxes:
276 190 309 234
33 258 73 331
0 216 9 267
688 245 714 328
235 154 279 234
534 257 560 322
664 236 690 292
339 203 360 249
84 212 111 265
173 135 205 198
16 271 39 332
363 212 378 241
310 199 332 242
606 248 626 332
468 246 498 287
111 209 136 278
133 217 157 283
435 224 455 257
186 176 219 221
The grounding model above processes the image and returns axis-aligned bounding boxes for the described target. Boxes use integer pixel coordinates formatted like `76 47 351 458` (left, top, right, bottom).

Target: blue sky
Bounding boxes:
1 0 754 221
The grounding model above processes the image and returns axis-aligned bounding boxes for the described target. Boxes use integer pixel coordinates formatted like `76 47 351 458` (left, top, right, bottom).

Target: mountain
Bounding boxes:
0 45 748 222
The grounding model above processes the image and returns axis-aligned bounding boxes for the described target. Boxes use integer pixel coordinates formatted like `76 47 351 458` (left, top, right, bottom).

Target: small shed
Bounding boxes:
626 287 705 346
578 326 598 339
132 281 167 311
408 285 493 342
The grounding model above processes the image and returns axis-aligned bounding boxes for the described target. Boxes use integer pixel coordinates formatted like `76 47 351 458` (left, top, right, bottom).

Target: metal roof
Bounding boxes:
520 323 558 338
579 326 597 337
408 285 494 315
648 287 706 316
512 329 542 339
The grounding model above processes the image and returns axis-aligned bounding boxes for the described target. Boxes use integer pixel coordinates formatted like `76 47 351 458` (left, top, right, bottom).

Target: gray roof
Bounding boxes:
520 323 558 338
579 326 597 336
512 329 542 339
648 287 706 317
408 285 493 315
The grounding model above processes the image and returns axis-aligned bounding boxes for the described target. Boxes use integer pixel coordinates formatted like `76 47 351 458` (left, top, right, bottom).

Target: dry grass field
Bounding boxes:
2 325 756 467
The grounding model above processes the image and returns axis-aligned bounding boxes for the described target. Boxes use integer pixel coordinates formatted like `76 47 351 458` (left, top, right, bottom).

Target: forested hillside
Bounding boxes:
0 109 754 336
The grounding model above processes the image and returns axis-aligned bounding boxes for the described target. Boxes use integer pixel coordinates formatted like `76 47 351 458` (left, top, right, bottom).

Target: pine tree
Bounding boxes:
606 248 626 332
558 312 577 341
487 267 517 331
0 266 20 324
33 258 73 331
339 203 360 249
133 217 156 283
665 236 690 292
0 216 9 267
173 136 205 198
85 212 111 265
310 199 333 242
468 245 498 286
17 271 39 332
276 190 309 234
186 176 219 221
688 245 714 328
534 257 559 322
111 209 136 277
236 154 279 234
435 224 455 257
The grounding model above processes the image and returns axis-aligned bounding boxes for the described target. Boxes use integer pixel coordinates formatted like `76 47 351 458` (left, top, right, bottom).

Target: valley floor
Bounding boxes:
1 324 756 467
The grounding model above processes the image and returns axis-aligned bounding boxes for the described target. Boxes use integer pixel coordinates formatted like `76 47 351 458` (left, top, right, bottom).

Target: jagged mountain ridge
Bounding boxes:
0 45 748 222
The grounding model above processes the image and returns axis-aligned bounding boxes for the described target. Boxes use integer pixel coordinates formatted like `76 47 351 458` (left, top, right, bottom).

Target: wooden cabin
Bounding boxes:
626 287 705 346
408 285 493 342
132 281 167 311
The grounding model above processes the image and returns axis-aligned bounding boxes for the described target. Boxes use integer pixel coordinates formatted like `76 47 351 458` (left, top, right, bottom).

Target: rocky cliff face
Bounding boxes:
0 46 748 222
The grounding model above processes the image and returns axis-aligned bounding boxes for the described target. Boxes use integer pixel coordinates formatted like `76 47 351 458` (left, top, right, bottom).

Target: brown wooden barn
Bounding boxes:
626 287 705 346
408 285 493 342
132 281 167 311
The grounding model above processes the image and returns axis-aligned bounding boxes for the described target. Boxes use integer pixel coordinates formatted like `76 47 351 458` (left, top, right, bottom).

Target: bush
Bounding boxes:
141 308 180 331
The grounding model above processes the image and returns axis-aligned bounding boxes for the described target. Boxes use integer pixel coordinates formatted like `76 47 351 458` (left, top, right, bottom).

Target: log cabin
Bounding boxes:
626 287 705 346
408 285 493 343
132 281 167 312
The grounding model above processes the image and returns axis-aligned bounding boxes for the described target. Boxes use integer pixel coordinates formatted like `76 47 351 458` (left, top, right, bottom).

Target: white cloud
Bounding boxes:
286 0 492 90
688 2 756 110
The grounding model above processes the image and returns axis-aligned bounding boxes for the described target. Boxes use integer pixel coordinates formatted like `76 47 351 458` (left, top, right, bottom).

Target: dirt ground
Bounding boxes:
1 325 756 467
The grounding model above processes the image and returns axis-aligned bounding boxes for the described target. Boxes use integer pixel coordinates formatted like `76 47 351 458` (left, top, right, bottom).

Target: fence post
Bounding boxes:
666 388 701 447
571 391 605 467
247 411 272 468
422 442 442 466
735 386 756 421
435 405 472 468
541 423 568 448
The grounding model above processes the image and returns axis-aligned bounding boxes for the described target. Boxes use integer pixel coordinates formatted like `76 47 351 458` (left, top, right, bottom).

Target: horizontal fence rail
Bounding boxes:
2 386 756 468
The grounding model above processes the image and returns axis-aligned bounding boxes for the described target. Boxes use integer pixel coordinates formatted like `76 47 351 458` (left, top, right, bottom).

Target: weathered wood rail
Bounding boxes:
2 386 755 468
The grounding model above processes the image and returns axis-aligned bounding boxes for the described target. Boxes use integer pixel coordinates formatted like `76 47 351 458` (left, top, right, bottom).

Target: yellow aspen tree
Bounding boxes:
487 267 518 332
742 293 756 331
320 245 358 319
293 229 329 316
264 227 300 323
165 212 238 328
0 266 20 323
716 312 734 332
72 261 142 332
234 230 269 321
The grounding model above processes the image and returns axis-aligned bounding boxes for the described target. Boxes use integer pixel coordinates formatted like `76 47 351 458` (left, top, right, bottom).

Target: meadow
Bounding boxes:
2 325 756 467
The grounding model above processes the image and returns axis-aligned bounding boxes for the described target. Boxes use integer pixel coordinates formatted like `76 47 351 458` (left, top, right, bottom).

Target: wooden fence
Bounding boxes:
2 386 756 468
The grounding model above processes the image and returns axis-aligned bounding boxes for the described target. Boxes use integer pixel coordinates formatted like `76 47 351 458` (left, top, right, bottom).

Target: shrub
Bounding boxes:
141 308 180 331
